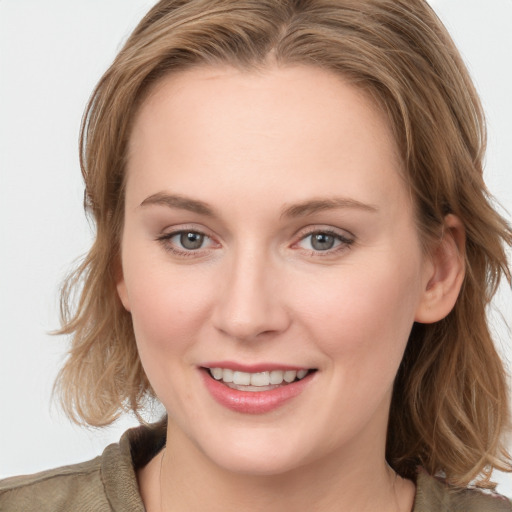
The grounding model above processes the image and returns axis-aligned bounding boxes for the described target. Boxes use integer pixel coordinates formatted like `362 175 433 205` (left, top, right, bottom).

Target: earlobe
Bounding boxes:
115 260 131 312
415 214 466 324
117 278 131 312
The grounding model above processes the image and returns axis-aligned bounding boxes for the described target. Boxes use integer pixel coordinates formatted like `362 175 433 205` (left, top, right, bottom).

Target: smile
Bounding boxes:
201 366 316 414
208 368 310 390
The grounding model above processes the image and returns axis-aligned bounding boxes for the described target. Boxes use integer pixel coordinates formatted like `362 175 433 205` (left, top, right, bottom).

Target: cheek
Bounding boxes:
124 264 218 412
296 259 423 364
122 260 216 358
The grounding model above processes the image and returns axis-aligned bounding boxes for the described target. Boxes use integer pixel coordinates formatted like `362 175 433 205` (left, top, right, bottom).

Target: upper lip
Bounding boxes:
201 361 313 373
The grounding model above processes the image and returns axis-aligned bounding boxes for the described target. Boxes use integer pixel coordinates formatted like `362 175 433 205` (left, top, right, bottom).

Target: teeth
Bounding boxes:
211 368 223 380
297 369 308 379
233 371 251 385
251 372 270 386
270 370 284 385
208 368 310 387
283 370 296 383
222 368 234 383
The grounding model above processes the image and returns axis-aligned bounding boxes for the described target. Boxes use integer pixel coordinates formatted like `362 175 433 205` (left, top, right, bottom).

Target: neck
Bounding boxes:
139 420 415 512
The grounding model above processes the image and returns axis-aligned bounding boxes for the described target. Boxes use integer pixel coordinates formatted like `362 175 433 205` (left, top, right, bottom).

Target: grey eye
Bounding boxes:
310 233 336 251
180 232 205 250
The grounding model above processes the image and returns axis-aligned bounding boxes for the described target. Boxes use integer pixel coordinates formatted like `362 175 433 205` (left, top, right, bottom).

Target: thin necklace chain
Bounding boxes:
159 447 166 512
391 466 403 512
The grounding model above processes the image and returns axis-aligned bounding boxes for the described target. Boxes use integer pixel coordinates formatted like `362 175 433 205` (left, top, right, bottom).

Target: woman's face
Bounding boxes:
118 65 434 475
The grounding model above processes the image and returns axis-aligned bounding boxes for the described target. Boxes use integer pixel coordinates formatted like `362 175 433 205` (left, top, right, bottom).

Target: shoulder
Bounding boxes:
0 423 161 512
0 457 110 511
415 470 512 512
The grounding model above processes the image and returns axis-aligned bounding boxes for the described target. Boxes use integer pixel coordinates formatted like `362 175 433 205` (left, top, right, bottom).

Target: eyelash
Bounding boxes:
156 228 217 257
294 228 355 257
156 227 355 258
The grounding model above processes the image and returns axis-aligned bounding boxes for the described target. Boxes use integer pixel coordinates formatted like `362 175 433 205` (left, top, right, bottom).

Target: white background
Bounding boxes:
0 0 511 495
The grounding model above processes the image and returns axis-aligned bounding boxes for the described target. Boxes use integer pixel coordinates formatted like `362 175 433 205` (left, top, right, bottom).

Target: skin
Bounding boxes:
117 65 465 511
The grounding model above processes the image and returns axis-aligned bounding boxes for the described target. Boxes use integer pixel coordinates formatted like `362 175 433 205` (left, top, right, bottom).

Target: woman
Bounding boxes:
1 0 511 510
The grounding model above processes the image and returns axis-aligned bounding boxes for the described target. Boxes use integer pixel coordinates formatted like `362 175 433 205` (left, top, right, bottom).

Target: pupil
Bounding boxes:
180 232 204 250
311 233 334 251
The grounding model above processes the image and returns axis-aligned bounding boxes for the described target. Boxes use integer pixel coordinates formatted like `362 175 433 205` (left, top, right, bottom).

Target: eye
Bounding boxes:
296 229 354 253
157 229 216 255
308 232 337 251
175 231 205 250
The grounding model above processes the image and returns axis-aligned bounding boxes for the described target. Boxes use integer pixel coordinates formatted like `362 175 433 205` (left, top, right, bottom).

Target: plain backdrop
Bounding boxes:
0 0 511 494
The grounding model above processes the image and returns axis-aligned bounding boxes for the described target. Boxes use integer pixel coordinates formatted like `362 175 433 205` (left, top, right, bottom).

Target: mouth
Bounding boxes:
204 367 315 392
200 362 318 413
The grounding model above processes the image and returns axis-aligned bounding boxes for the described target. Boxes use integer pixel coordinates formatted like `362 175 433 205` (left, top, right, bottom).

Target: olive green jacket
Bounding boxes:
1 424 510 511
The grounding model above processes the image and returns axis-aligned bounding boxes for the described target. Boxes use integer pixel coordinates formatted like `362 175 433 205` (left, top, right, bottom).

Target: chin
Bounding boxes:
210 449 307 477
193 428 318 477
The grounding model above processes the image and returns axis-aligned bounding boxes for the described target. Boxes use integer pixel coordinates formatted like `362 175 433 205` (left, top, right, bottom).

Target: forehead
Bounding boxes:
131 64 398 154
126 65 407 213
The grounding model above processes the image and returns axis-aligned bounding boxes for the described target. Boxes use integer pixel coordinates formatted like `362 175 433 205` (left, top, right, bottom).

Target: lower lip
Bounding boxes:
201 370 314 414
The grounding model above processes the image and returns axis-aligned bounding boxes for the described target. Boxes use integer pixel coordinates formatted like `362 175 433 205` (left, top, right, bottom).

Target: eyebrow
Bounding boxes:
139 192 215 216
281 197 378 218
139 192 378 218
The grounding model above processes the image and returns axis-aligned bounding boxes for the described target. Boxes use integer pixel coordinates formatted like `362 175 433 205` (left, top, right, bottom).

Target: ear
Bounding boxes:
116 278 131 312
115 257 131 312
415 214 465 324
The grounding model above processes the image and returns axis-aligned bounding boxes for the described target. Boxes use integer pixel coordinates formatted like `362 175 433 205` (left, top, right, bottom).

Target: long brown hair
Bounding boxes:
55 0 512 488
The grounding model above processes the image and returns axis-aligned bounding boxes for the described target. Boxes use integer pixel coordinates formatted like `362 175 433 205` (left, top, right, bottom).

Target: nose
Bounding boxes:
211 249 291 341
